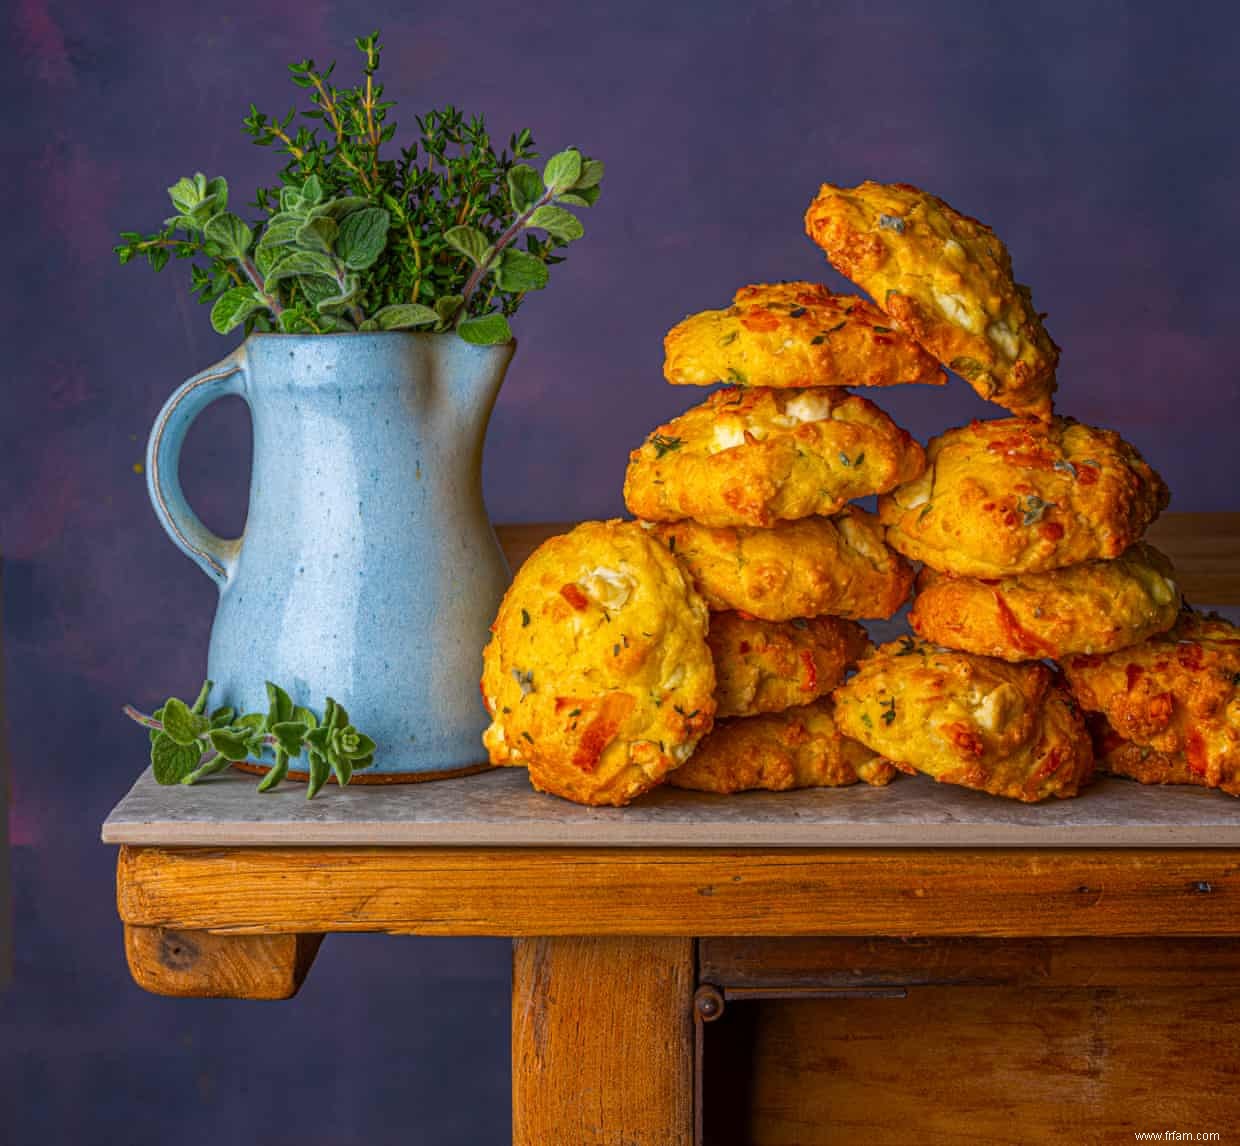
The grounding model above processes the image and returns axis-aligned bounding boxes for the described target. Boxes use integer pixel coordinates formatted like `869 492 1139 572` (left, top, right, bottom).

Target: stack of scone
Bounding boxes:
806 182 1239 802
623 281 946 796
480 179 1239 807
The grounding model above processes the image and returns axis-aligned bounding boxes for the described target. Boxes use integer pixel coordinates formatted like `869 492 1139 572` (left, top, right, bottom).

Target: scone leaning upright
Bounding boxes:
481 520 716 806
805 181 1060 420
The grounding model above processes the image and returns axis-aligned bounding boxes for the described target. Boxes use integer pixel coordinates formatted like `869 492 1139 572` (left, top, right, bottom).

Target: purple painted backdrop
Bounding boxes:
3 1 1239 1142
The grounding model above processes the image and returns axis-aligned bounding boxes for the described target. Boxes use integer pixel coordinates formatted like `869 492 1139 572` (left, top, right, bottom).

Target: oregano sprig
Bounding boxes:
124 681 377 798
115 31 603 344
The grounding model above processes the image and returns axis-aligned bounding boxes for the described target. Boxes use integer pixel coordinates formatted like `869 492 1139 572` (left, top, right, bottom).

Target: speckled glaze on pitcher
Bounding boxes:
145 332 514 779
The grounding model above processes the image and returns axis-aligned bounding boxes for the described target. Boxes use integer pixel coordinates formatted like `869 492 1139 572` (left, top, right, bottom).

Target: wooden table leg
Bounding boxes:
512 935 695 1146
123 923 323 999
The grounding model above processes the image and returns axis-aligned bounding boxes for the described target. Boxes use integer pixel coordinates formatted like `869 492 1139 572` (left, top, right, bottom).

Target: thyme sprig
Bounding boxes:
124 680 377 799
116 32 602 344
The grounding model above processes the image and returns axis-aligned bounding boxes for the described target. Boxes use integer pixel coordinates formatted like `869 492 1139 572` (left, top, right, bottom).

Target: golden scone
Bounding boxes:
1087 712 1233 795
833 639 1094 802
649 507 913 622
1063 612 1240 794
879 416 1169 576
668 699 896 793
909 544 1181 661
480 520 715 806
804 181 1059 419
709 612 871 718
624 386 926 527
663 281 945 389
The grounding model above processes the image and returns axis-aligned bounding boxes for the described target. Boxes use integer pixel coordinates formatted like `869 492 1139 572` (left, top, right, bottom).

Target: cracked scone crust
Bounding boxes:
833 639 1093 802
668 698 896 793
648 507 913 622
709 612 871 718
1063 612 1240 795
879 416 1169 576
624 386 926 527
663 281 945 390
480 520 715 806
1088 713 1236 796
804 181 1059 419
909 544 1181 661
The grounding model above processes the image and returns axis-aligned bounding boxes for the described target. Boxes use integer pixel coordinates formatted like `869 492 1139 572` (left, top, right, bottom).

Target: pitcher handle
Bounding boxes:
146 348 248 587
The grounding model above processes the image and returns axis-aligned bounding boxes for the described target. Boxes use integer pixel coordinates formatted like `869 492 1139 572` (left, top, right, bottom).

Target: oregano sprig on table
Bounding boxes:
115 31 603 344
123 681 377 799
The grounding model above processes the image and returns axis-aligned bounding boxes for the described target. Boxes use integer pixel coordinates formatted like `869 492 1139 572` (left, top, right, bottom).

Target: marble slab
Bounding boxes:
102 765 1240 848
104 602 1240 850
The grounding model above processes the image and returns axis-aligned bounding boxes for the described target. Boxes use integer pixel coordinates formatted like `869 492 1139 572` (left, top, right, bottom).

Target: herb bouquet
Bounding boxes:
117 32 603 345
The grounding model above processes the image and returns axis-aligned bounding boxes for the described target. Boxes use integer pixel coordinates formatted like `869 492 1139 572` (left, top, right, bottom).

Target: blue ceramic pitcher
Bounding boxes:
145 332 514 780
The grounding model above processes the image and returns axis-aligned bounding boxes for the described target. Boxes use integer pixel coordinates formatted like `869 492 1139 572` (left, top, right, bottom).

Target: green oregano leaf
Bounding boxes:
528 205 584 242
168 175 204 216
330 754 354 788
263 249 337 288
203 212 254 259
300 174 323 205
315 276 362 315
295 215 339 253
434 295 464 324
507 164 542 213
270 720 308 757
494 248 548 292
266 681 295 726
161 697 209 746
210 286 265 334
190 681 213 715
572 158 604 189
370 303 438 330
306 750 330 799
257 750 290 792
458 312 514 345
556 189 600 208
444 225 491 266
336 206 390 270
542 148 582 193
182 754 234 785
308 196 369 220
151 734 204 784
209 727 255 762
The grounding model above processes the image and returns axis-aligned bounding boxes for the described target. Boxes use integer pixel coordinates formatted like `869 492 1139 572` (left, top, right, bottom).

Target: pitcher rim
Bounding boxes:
245 330 517 348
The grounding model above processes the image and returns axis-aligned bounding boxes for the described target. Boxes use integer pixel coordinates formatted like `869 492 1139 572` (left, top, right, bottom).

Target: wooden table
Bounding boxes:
103 515 1240 1145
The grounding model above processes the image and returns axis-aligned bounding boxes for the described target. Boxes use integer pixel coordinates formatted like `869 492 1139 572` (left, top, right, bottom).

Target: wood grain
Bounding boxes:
701 987 1240 1144
117 845 1240 937
123 924 322 999
495 522 574 573
1145 511 1240 604
700 935 1240 990
512 936 694 1146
